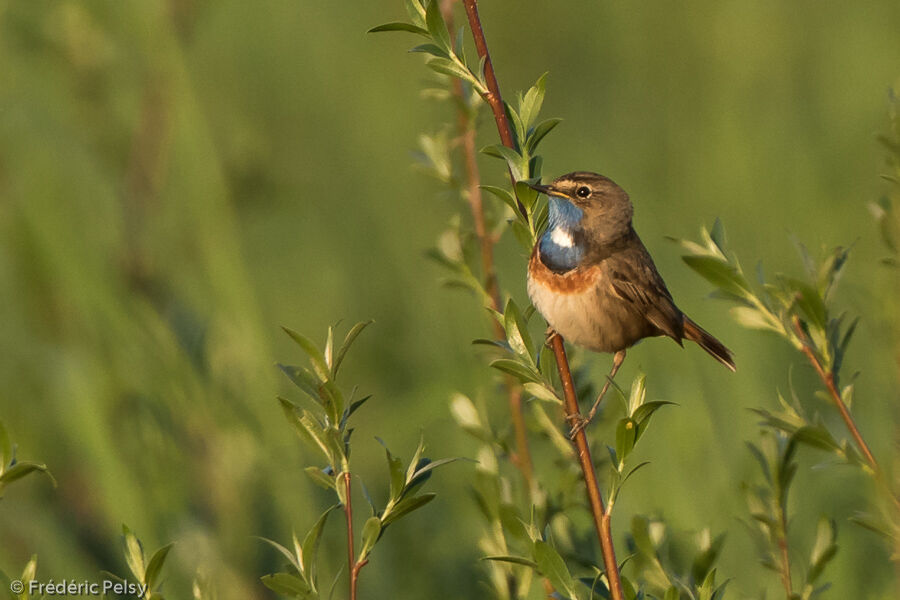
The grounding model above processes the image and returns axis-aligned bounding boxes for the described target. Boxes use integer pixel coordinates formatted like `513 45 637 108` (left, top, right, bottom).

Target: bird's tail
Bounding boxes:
684 317 736 372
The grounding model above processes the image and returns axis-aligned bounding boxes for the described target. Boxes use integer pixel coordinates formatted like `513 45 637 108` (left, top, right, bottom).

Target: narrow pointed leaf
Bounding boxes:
367 22 429 36
333 321 373 378
301 505 339 585
358 517 383 561
534 541 578 598
144 543 174 589
382 493 437 526
282 327 330 380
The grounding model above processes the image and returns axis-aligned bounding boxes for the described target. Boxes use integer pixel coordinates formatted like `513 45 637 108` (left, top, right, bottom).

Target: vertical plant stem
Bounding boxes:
775 505 792 598
551 335 625 600
458 1 624 596
344 472 361 600
441 0 534 491
460 0 526 219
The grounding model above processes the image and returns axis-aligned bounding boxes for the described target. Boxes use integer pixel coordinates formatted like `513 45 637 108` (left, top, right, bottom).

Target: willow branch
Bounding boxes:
441 0 534 491
459 4 624 596
460 0 526 219
550 335 625 600
344 472 366 600
792 317 900 512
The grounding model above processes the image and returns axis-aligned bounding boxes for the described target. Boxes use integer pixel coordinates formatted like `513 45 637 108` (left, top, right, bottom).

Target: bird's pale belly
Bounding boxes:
527 272 653 354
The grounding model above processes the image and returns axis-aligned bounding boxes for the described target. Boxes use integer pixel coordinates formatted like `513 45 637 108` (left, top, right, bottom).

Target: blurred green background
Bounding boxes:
1 0 899 598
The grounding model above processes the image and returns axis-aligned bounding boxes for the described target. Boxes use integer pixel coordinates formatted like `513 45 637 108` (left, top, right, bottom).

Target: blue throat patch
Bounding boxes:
539 196 585 272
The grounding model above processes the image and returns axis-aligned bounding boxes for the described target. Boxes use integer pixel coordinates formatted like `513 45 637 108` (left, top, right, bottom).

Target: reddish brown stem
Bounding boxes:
442 0 534 491
460 0 527 220
344 472 365 600
461 0 513 150
550 335 624 600
459 2 624 596
792 317 900 513
792 318 877 469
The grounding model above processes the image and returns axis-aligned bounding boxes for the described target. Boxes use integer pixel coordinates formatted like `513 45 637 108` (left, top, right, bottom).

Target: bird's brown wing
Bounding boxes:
606 242 685 343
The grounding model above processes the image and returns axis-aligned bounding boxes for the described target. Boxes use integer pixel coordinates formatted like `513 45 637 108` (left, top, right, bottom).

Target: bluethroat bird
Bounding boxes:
526 172 735 433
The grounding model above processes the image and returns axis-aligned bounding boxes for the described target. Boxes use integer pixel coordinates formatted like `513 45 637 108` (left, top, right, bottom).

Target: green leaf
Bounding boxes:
333 320 373 378
480 185 519 212
480 144 527 180
533 541 578 598
409 43 450 59
785 278 827 330
282 327 330 380
380 441 405 500
519 72 548 130
277 364 321 401
490 358 540 383
144 543 174 589
631 401 675 426
358 517 382 561
381 493 437 526
424 0 451 51
426 57 474 82
526 118 562 154
682 255 753 301
296 411 337 465
615 418 637 464
122 525 146 581
481 555 539 568
793 426 840 453
257 537 300 572
0 461 52 495
522 382 561 404
367 22 429 36
503 298 535 361
807 518 837 584
410 456 465 481
730 306 782 333
260 572 311 597
301 505 338 586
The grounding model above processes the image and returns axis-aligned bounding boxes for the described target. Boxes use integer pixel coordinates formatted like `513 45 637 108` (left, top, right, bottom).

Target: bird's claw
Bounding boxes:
544 328 559 347
565 413 591 439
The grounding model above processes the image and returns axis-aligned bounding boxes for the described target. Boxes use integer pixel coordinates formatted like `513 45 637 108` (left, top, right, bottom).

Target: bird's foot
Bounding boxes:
566 413 591 440
544 327 560 347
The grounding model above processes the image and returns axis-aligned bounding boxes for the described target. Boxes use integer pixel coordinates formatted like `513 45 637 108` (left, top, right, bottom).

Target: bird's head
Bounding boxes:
529 171 634 244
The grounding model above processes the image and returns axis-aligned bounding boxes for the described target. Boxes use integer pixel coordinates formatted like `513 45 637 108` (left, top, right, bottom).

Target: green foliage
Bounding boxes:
0 555 38 600
266 323 459 598
105 525 173 600
259 506 337 599
742 431 839 600
673 221 855 369
624 517 728 600
0 420 53 499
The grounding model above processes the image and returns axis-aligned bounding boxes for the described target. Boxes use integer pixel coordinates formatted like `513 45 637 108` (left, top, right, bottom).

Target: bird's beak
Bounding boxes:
527 182 555 195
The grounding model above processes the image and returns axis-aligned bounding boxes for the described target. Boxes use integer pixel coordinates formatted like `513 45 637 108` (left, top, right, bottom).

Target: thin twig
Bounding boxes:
344 472 365 600
441 0 534 492
775 504 792 598
460 0 526 219
792 317 900 513
551 335 625 600
459 2 625 597
792 317 877 469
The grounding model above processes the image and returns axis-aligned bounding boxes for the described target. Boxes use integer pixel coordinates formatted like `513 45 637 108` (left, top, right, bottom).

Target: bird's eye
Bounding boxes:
575 186 591 199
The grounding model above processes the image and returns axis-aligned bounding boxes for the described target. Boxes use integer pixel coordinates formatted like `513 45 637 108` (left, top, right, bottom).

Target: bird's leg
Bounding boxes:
568 350 626 438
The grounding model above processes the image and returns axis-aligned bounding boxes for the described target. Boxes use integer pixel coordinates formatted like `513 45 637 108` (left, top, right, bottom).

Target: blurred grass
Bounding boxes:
0 0 898 598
